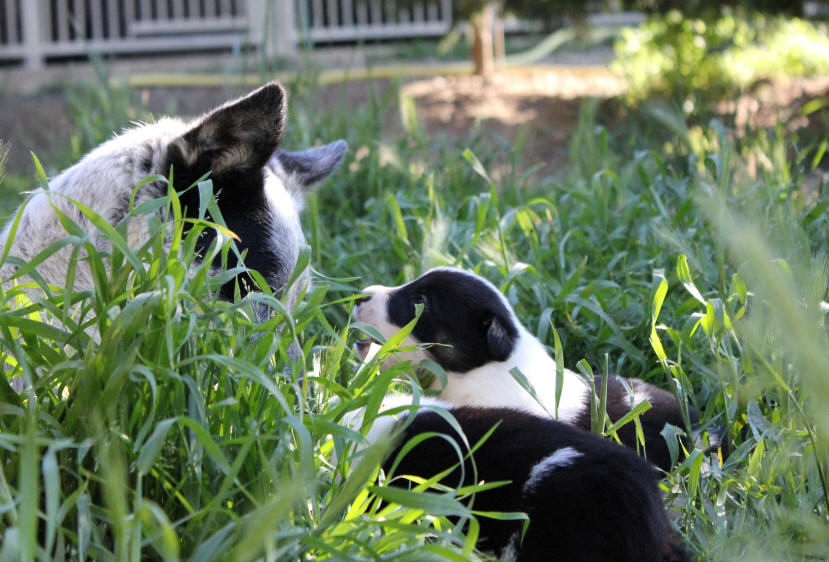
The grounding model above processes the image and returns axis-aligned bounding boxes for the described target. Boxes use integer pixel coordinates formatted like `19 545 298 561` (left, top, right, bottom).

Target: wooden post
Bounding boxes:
471 2 496 77
494 9 505 68
22 1 44 70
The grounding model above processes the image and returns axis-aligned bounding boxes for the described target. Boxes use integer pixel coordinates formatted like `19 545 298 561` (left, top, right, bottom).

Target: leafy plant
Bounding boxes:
613 10 829 106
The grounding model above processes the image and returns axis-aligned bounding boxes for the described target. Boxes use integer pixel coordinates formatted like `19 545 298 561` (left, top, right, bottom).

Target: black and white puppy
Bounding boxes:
0 82 346 309
353 267 697 471
348 395 690 561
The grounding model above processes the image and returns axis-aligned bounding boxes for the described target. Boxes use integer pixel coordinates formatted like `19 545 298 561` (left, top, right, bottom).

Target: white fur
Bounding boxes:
500 531 521 562
261 164 308 305
630 378 655 407
266 154 307 211
355 284 431 366
0 120 186 292
340 394 453 468
433 326 588 422
522 446 583 495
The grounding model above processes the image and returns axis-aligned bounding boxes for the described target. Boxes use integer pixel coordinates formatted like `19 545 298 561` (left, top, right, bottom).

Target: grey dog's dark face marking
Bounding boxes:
162 83 347 300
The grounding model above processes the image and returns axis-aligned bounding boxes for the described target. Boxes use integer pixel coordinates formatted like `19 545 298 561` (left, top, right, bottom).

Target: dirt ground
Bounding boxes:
1 64 828 179
402 66 626 175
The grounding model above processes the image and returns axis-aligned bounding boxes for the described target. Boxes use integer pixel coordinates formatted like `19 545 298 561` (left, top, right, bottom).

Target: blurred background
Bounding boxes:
2 0 828 197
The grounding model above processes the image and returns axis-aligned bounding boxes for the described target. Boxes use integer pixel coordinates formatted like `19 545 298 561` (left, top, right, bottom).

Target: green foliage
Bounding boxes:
1 69 829 560
0 141 25 220
613 11 829 104
64 70 153 167
0 172 28 220
631 0 806 18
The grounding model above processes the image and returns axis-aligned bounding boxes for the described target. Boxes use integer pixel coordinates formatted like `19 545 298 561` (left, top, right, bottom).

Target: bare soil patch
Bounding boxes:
401 67 627 176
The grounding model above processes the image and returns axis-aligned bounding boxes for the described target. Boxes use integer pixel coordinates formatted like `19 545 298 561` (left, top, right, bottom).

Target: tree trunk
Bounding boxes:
494 11 505 68
471 3 496 78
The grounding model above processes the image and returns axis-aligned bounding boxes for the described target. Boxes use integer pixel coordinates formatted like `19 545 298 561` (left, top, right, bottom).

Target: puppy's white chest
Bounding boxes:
434 353 587 423
430 330 589 422
436 368 550 416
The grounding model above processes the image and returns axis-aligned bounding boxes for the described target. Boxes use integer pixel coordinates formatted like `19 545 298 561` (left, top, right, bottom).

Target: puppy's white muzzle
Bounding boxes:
353 283 428 366
353 285 391 361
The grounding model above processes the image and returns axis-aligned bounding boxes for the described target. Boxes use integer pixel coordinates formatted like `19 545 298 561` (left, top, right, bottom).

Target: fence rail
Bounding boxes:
0 0 453 70
300 0 451 41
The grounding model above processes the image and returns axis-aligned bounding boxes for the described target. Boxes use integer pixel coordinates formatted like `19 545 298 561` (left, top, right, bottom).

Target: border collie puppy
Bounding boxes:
353 267 698 472
348 395 690 561
0 82 346 310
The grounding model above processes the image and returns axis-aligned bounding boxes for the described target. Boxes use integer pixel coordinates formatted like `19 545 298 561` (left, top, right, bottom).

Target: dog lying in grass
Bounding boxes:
346 394 690 561
354 267 706 471
0 82 346 310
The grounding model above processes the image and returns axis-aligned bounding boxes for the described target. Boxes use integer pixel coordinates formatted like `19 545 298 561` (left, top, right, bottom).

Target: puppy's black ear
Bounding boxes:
172 82 287 178
271 140 348 194
486 314 514 361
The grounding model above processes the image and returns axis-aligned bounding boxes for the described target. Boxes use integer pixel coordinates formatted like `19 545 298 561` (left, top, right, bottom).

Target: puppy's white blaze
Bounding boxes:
522 446 583 495
353 285 429 366
433 328 588 423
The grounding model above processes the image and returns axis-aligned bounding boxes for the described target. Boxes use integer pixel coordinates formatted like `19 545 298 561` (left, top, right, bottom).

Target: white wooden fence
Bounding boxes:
0 0 453 70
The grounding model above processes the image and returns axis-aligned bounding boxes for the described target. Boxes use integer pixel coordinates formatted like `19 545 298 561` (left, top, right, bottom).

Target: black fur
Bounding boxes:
162 82 288 299
573 376 699 472
140 153 154 174
386 270 519 372
385 406 690 562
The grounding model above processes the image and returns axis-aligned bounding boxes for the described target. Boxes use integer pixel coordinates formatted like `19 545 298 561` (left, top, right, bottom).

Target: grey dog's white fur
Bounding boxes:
1 119 191 292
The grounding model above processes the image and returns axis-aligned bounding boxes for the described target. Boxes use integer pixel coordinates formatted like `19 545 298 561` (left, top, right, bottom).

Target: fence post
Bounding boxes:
250 0 298 59
249 0 266 47
21 1 44 70
272 0 298 57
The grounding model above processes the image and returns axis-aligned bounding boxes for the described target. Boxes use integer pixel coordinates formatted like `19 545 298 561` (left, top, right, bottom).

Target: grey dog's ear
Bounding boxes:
270 140 348 194
174 82 287 175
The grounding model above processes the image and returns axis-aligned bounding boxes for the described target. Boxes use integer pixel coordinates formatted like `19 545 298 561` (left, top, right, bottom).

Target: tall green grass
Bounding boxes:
1 72 827 560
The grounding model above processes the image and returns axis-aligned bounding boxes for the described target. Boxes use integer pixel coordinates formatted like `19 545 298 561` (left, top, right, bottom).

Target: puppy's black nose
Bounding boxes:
355 294 371 306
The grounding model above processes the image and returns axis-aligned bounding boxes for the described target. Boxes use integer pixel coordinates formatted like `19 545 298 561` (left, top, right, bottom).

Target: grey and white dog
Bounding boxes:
0 82 346 310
